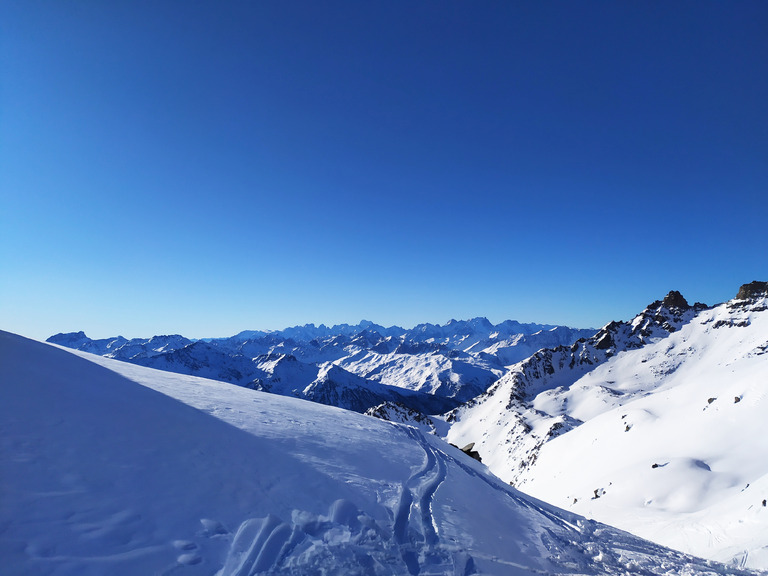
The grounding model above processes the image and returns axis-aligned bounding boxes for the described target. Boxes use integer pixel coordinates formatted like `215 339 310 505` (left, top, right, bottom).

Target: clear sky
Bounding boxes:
1 1 766 340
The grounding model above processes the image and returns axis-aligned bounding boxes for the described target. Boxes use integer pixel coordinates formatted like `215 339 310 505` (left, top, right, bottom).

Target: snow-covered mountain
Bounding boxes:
47 317 594 415
46 331 193 359
2 330 757 576
446 290 705 484
252 354 453 415
131 343 450 415
445 282 768 569
334 345 502 403
227 319 407 343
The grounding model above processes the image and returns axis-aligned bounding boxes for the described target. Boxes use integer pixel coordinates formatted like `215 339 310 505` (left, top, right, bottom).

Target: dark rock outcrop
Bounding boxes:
661 290 689 309
736 281 768 300
450 442 482 462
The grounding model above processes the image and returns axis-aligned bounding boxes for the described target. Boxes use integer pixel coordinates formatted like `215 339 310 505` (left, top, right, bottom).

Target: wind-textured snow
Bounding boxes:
1 330 755 576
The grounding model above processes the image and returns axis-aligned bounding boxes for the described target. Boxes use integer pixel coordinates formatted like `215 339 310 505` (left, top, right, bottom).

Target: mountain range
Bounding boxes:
48 318 595 415
39 280 768 571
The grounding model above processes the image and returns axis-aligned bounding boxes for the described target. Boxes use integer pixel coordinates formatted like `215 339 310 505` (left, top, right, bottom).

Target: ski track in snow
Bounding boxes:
214 424 470 576
393 426 463 575
412 437 762 576
197 421 766 576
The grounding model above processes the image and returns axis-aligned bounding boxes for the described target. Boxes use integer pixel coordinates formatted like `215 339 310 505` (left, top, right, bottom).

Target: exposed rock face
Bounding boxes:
637 291 707 336
736 281 768 300
661 290 689 309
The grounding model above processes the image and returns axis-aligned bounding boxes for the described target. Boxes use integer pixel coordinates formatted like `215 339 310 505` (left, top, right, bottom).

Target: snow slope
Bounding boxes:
445 284 768 570
446 291 703 486
1 330 755 576
519 293 768 570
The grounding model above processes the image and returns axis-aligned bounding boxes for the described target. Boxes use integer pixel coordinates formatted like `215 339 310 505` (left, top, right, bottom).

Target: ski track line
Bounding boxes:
393 426 451 575
419 437 761 576
740 550 749 570
218 514 302 576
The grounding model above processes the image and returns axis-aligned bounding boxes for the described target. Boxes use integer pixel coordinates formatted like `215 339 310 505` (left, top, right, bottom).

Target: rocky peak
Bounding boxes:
661 290 690 309
366 401 436 432
736 281 768 300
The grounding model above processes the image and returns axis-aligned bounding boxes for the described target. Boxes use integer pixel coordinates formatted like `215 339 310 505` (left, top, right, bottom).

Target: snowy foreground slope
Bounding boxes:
446 284 768 570
1 331 758 576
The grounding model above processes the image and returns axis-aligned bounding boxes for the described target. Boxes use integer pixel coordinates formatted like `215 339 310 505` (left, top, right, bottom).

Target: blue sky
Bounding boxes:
1 1 766 340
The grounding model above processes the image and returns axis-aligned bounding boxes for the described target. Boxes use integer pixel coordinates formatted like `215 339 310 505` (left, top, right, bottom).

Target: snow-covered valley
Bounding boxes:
1 330 759 575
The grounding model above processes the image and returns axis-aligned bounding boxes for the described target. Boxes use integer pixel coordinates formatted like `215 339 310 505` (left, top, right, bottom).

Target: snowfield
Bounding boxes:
1 330 759 575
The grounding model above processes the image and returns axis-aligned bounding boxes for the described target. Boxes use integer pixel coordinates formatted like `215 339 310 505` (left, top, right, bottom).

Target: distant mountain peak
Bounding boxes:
52 330 88 340
467 317 494 329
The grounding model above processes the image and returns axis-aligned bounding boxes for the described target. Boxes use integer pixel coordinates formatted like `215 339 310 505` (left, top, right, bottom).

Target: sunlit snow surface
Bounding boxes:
520 298 768 569
448 297 768 571
0 331 761 575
